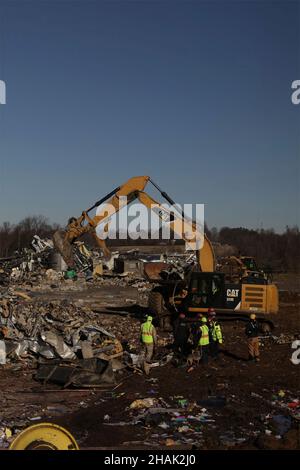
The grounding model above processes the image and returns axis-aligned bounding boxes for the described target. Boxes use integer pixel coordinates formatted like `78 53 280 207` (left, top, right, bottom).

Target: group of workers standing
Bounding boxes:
140 308 223 367
140 309 261 370
173 308 223 364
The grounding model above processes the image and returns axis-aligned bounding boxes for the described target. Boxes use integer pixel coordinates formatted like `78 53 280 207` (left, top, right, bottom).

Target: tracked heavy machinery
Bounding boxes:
54 176 278 330
216 256 271 283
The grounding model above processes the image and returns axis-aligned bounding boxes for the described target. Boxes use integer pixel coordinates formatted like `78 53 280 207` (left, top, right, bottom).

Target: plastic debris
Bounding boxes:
165 438 176 446
158 422 169 429
177 398 188 408
129 398 159 410
178 425 190 433
272 415 292 435
287 400 300 409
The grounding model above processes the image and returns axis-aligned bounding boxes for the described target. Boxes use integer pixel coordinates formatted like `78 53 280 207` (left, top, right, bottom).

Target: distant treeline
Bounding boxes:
0 216 299 272
207 226 300 273
0 216 59 259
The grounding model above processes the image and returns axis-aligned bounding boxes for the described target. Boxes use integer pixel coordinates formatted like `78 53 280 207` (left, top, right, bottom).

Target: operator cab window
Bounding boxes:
190 274 223 307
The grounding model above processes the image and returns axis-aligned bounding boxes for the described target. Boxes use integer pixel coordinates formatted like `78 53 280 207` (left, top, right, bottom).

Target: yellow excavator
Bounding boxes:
53 175 214 270
53 176 278 329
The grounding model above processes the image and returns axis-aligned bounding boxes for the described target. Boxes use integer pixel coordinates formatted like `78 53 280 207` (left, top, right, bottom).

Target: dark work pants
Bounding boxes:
210 341 220 358
201 345 209 364
174 340 189 357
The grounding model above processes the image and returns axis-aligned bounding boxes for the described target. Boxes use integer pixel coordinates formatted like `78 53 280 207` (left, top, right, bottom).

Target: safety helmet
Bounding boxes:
208 307 216 316
201 316 207 323
147 315 153 322
250 313 256 320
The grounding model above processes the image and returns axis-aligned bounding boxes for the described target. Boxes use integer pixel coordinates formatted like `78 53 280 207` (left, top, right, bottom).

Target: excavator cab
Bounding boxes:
187 272 226 311
182 271 278 317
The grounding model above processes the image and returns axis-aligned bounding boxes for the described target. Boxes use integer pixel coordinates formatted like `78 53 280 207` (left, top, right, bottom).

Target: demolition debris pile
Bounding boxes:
0 234 197 289
0 236 56 287
0 236 163 379
0 287 146 383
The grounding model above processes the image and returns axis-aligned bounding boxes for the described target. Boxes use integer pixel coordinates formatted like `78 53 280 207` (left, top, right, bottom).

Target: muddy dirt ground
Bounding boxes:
0 284 299 450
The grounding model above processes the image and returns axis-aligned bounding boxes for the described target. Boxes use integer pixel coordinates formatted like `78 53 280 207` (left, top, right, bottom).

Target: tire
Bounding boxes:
148 289 171 330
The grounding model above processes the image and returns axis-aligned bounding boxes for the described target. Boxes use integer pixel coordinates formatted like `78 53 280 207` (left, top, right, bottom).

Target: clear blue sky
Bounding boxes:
0 0 299 232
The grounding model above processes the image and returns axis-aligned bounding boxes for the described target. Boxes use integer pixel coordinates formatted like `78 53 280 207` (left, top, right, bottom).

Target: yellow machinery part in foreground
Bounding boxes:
9 423 79 450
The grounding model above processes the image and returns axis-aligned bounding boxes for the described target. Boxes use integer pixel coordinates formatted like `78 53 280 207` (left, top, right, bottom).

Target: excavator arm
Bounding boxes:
136 191 215 272
53 176 215 271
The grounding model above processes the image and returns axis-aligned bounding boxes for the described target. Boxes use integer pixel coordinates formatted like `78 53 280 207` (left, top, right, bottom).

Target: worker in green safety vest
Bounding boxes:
140 315 157 363
198 316 210 364
207 308 223 358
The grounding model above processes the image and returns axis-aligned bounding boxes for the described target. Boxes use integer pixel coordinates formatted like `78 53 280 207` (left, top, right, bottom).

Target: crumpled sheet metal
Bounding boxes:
79 324 115 340
41 331 77 360
36 358 115 388
0 293 121 362
5 338 56 360
0 282 144 365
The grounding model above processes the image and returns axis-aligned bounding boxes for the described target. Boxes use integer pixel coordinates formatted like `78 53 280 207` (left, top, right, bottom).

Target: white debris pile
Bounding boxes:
0 290 140 364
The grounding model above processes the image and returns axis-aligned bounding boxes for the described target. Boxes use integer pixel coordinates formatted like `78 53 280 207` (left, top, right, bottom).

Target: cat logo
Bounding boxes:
227 289 239 298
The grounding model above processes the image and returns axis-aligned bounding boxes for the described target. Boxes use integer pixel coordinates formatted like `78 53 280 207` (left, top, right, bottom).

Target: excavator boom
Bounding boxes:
53 176 215 271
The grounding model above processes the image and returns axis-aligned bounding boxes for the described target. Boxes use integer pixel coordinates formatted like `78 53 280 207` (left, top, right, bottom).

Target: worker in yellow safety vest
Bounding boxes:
207 308 223 358
140 315 157 363
198 316 210 364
